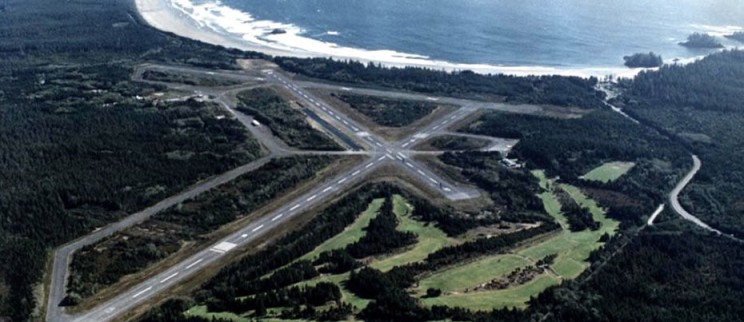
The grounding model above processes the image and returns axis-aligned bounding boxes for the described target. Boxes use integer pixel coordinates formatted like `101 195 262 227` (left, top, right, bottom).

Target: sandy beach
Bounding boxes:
134 0 675 78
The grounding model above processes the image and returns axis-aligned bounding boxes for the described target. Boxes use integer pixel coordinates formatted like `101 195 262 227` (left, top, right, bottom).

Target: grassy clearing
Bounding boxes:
581 161 635 182
519 171 619 279
371 195 457 271
299 198 384 261
417 170 619 309
185 305 249 322
416 254 531 293
421 274 561 310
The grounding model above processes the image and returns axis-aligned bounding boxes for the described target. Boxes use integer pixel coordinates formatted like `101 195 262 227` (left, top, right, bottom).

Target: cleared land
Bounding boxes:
581 161 636 182
235 87 342 150
309 88 459 141
141 70 245 87
331 93 439 127
416 135 491 151
370 195 457 271
414 170 619 309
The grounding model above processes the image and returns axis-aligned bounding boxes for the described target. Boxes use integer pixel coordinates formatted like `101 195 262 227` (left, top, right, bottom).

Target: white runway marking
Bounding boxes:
338 178 348 184
406 162 414 168
365 163 374 169
443 187 452 192
290 204 300 211
186 258 203 269
343 120 349 125
429 177 438 183
132 286 152 298
375 142 383 147
252 224 265 232
241 234 248 238
307 195 317 201
402 142 410 148
352 126 360 132
212 241 237 253
418 170 426 175
323 187 333 193
160 272 179 284
272 214 284 221
378 156 387 161
352 170 361 176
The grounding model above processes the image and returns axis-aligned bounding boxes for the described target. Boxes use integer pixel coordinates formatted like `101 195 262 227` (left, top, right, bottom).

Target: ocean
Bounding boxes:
176 0 744 73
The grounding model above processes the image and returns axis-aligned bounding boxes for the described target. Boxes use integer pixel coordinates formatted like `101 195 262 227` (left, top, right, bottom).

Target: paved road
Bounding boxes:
668 155 724 234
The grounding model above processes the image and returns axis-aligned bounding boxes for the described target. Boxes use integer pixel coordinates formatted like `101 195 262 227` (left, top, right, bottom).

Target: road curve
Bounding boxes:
669 155 723 234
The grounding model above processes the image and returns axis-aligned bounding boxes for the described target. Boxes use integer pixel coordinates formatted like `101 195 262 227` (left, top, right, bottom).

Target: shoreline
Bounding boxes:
135 0 702 79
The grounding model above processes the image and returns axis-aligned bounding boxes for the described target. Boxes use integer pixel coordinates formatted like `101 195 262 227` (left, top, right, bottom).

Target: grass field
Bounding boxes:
416 254 531 293
371 195 457 271
581 161 635 182
185 305 249 322
299 198 384 261
416 170 619 309
519 171 619 278
421 274 561 310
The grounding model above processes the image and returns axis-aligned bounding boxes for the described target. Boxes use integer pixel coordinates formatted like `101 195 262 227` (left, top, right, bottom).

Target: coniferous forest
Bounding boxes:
3 0 744 321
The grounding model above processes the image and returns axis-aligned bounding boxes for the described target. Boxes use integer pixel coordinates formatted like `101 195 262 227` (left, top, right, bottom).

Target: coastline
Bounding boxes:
134 0 697 79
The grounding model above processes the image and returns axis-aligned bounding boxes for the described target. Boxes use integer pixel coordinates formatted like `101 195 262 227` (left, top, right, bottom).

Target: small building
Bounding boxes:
501 158 521 169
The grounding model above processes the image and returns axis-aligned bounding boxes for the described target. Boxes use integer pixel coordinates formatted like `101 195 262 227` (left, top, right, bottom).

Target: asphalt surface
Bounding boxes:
668 155 724 234
264 70 480 200
46 64 515 322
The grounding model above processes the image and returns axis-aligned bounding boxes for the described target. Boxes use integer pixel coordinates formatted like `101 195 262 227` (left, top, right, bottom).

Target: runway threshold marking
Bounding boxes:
132 286 153 298
186 258 204 269
160 272 179 284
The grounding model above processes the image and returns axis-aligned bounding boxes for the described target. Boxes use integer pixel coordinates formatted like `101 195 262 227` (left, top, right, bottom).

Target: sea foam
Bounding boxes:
167 0 711 79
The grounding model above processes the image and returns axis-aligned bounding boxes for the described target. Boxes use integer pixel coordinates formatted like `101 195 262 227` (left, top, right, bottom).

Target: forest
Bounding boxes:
275 57 605 109
615 49 744 237
0 0 266 319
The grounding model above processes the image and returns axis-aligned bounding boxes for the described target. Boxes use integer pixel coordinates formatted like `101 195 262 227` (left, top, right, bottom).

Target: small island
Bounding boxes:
269 28 287 35
623 52 663 68
679 32 724 48
725 31 744 42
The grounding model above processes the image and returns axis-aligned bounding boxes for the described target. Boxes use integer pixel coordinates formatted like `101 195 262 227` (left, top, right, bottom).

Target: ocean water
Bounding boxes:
178 0 744 71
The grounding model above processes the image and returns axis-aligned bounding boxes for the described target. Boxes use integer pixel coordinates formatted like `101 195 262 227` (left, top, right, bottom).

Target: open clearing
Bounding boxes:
421 274 561 310
370 195 457 271
299 198 384 261
581 161 635 182
416 170 619 309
